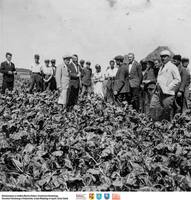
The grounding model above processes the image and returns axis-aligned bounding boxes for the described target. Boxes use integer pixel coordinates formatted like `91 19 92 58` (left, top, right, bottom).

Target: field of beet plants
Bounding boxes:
0 78 191 191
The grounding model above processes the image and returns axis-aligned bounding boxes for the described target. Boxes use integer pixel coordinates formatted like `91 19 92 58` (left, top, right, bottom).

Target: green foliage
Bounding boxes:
0 78 191 191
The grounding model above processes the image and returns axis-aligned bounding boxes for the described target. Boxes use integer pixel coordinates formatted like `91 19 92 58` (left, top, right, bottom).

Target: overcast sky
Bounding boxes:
0 0 191 70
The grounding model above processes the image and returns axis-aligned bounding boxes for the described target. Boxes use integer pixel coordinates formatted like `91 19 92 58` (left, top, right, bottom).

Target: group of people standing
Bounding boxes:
0 50 191 121
29 54 57 93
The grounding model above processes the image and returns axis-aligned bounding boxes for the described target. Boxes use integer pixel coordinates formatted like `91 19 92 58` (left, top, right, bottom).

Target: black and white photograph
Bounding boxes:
0 0 191 193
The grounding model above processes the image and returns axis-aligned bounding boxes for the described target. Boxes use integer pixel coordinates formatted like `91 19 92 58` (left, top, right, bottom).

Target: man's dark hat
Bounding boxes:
114 55 124 61
147 60 154 66
182 57 189 62
45 59 50 63
173 55 182 62
51 59 56 63
34 54 40 59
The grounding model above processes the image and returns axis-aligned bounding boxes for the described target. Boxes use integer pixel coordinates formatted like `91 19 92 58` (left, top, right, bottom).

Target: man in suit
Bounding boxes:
81 61 92 97
172 55 190 113
127 53 143 112
66 54 81 110
0 52 17 94
113 55 129 105
56 55 71 109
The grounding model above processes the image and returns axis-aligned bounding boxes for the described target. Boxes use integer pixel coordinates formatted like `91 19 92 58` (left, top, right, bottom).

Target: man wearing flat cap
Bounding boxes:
50 59 57 91
81 61 92 97
56 55 71 108
113 55 129 104
29 54 43 93
0 52 17 94
66 54 81 110
172 55 190 113
79 59 85 71
141 60 157 114
150 50 181 121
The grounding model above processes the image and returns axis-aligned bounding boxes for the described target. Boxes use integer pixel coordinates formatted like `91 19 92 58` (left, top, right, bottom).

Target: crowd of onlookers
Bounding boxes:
0 50 191 121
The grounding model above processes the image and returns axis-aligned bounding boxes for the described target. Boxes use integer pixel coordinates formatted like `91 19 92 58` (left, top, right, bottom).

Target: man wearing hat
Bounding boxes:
81 61 92 97
172 55 190 113
66 54 81 110
113 55 129 104
56 55 71 108
29 54 43 93
51 59 56 75
141 60 157 114
79 59 85 71
0 52 17 94
50 59 57 90
149 50 181 121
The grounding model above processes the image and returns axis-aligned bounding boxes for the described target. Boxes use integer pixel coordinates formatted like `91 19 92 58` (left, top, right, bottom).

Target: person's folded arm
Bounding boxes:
179 69 190 92
0 64 9 74
113 68 125 94
168 66 181 91
55 65 62 89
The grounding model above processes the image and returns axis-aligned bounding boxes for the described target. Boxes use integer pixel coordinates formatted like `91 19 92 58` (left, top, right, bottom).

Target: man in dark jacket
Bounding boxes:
127 53 143 112
66 54 81 110
81 61 92 97
172 55 190 113
113 55 129 105
141 60 157 114
0 52 17 94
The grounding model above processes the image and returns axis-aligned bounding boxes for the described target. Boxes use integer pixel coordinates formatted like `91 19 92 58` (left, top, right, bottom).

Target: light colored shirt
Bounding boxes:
31 63 43 73
6 60 11 66
42 66 54 75
186 65 191 90
93 72 104 82
56 63 70 90
71 61 78 73
105 67 118 78
157 61 181 95
128 61 134 73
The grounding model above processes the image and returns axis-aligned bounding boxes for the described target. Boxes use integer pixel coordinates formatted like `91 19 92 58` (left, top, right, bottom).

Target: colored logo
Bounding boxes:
112 194 120 200
89 193 95 200
76 194 87 200
104 193 110 200
96 193 102 200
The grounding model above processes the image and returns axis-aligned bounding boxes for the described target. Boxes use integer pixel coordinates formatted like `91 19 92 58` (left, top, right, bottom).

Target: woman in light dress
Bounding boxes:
42 59 54 91
93 64 104 98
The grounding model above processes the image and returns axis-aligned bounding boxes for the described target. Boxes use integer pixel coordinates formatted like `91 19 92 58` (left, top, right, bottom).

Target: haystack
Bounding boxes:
144 46 174 61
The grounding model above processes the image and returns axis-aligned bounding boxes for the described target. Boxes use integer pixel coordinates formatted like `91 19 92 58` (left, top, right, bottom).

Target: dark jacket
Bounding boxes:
178 64 190 93
0 61 16 82
81 67 92 86
142 66 157 90
113 63 129 94
68 62 80 88
128 61 142 88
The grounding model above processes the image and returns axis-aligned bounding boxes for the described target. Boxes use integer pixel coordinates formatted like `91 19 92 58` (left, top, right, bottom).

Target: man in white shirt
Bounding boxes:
29 54 43 93
149 50 181 121
105 60 118 102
